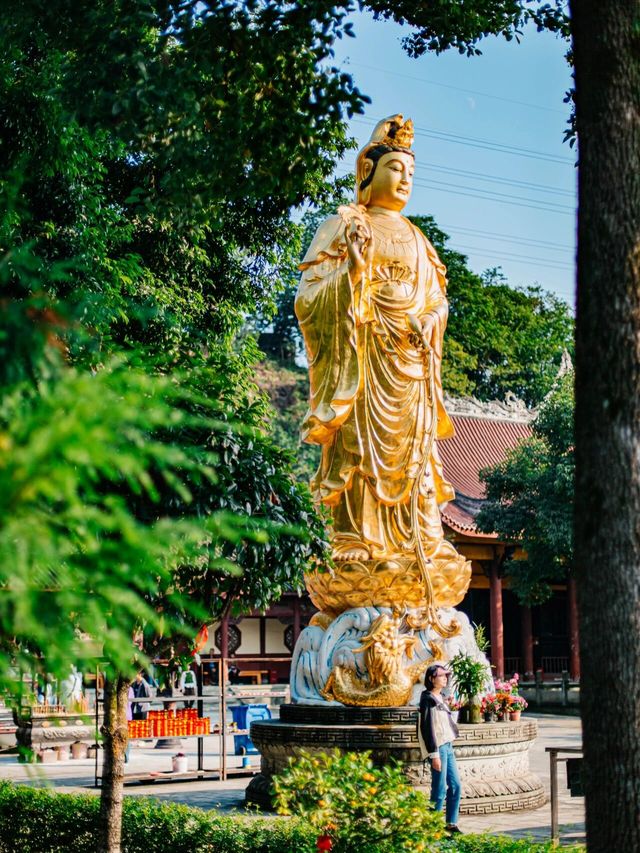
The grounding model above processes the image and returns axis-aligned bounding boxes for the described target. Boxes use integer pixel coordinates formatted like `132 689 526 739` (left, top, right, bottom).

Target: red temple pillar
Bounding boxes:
293 597 301 647
521 605 534 678
220 614 229 661
489 561 505 680
567 575 580 680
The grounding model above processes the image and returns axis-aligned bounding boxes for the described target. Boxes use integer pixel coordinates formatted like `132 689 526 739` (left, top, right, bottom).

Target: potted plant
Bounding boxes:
480 693 500 722
449 652 489 724
508 696 528 721
494 674 526 721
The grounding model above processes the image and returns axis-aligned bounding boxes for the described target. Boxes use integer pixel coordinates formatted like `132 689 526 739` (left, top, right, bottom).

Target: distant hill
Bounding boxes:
254 358 318 484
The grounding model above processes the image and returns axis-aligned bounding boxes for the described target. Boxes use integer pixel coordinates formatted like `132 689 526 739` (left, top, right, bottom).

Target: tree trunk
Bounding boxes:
98 675 130 853
571 3 640 850
566 575 580 681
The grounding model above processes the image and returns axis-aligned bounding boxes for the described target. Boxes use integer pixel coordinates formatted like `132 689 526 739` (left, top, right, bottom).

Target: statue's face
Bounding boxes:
364 150 414 211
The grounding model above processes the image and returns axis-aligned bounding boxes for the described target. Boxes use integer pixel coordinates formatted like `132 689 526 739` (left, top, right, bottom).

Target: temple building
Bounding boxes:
207 395 579 684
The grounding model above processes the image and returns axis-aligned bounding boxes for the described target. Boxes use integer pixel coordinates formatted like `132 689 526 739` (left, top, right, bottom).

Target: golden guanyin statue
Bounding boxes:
291 115 475 706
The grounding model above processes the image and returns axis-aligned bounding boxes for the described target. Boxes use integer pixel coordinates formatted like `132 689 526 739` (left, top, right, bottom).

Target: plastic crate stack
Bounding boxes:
128 708 211 738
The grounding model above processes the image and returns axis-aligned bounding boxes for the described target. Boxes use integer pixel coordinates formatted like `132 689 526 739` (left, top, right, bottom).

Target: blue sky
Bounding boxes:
330 10 576 306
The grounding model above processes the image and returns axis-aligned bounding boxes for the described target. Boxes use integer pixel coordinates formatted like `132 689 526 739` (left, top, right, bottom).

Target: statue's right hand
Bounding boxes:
345 222 371 279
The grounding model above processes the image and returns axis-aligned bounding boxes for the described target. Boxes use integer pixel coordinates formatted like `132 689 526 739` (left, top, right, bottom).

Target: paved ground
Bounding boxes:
0 713 584 846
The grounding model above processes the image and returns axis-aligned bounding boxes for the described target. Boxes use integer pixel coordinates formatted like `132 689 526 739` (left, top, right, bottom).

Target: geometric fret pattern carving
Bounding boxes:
246 708 545 814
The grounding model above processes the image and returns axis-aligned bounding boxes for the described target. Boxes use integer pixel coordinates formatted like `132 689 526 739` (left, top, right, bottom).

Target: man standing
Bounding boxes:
131 671 151 720
418 663 462 834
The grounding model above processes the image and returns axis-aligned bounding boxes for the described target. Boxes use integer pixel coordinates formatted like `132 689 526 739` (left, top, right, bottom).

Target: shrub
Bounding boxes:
441 838 585 852
0 781 313 853
0 781 586 853
272 749 446 852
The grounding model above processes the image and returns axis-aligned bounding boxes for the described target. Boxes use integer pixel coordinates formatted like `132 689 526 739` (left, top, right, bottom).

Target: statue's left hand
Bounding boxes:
421 314 436 346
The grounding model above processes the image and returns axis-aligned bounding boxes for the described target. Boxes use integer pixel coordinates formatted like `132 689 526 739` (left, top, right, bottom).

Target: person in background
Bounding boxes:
417 663 463 835
131 671 151 720
179 666 197 709
124 685 134 763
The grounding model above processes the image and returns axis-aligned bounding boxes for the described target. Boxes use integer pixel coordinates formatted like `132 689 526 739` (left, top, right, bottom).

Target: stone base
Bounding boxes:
15 713 98 750
246 704 546 814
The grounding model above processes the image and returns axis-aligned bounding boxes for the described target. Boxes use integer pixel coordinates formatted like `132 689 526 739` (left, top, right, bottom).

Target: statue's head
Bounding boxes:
356 114 415 209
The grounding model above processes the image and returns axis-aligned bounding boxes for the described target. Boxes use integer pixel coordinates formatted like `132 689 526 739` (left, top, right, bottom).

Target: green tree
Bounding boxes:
364 1 569 56
476 373 574 604
1 3 367 850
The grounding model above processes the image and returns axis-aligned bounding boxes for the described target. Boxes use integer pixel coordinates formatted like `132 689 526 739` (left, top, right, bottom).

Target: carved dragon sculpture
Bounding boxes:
321 613 434 707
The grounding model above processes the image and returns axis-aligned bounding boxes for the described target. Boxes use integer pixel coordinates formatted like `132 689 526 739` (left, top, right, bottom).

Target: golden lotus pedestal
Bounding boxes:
246 706 545 815
290 547 474 708
305 545 472 619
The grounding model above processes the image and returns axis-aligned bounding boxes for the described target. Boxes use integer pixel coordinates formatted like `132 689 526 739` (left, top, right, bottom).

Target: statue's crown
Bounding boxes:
381 117 414 149
366 114 414 151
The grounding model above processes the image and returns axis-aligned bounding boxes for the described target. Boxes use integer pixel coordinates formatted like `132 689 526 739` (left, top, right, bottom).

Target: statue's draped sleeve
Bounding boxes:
414 225 455 442
295 216 360 445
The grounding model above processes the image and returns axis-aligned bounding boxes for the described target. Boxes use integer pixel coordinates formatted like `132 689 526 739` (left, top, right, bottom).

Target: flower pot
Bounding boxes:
509 710 521 721
71 741 88 760
172 755 188 773
484 712 497 723
469 703 483 724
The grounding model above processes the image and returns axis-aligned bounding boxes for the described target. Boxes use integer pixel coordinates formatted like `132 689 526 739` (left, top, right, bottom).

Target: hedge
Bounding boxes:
0 782 585 853
0 782 312 853
440 839 584 853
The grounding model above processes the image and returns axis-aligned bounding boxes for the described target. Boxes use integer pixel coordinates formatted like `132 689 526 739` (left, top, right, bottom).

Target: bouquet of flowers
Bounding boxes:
445 695 464 713
494 673 521 695
480 694 500 716
494 673 524 716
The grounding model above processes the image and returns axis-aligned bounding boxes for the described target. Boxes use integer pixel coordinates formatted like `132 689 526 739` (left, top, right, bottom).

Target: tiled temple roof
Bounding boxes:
439 399 533 538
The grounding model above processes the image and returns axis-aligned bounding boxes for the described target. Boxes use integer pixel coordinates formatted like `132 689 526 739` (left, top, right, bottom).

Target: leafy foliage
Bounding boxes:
449 653 490 701
440 837 583 853
0 359 251 688
476 372 574 604
254 360 321 482
0 780 315 853
273 749 446 852
0 0 368 690
410 217 574 407
168 345 329 622
1 2 367 350
364 1 569 57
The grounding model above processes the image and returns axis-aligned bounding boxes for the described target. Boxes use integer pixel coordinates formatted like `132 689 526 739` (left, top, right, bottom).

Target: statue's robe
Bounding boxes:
295 207 456 559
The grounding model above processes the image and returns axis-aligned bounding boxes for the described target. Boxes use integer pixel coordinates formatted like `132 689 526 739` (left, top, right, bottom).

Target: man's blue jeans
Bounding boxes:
430 741 462 825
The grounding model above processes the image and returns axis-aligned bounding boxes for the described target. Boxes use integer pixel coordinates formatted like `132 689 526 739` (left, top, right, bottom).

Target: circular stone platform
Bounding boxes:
246 704 545 815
